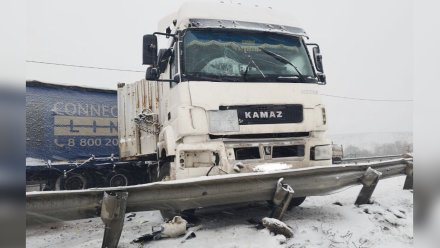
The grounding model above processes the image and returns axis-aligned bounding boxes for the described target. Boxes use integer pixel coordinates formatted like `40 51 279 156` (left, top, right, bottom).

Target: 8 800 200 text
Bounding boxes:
54 138 119 147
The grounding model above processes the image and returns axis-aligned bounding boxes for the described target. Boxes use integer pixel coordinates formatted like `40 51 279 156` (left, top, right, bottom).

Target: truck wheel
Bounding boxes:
158 156 173 181
160 209 196 221
42 177 58 191
288 196 307 210
63 174 88 190
160 209 180 221
146 162 160 183
107 172 129 187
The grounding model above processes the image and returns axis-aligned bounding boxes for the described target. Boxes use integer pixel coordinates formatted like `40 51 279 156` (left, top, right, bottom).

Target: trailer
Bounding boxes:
26 81 119 160
25 81 157 190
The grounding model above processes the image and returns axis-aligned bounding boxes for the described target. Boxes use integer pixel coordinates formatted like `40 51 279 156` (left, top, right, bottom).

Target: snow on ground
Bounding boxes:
26 176 413 248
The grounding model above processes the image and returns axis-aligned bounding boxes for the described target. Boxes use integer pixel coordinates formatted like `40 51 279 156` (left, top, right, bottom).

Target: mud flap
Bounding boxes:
355 167 382 205
270 178 294 220
100 191 128 248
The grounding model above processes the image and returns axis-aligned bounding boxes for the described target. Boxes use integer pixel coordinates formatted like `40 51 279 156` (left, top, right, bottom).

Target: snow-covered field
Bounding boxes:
330 132 412 151
26 176 413 248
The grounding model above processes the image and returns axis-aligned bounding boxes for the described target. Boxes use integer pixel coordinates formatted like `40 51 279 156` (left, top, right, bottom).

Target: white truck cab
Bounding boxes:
118 2 332 181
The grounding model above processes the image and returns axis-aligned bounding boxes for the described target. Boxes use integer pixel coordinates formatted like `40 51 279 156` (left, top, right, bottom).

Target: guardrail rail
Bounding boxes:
27 155 413 248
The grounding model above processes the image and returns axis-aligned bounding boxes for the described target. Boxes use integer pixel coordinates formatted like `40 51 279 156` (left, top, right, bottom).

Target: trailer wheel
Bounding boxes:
63 174 88 190
108 173 129 187
288 196 307 210
42 177 58 191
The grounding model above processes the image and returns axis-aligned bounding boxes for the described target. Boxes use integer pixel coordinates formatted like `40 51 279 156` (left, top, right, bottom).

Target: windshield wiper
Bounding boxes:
259 48 306 83
187 75 223 82
242 50 265 81
188 74 241 82
275 76 303 82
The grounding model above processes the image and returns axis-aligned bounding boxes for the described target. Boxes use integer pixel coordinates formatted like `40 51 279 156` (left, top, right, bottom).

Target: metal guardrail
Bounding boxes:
341 154 408 163
27 157 413 225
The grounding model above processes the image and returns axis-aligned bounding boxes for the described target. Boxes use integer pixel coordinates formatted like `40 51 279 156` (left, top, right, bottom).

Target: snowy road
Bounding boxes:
26 176 413 248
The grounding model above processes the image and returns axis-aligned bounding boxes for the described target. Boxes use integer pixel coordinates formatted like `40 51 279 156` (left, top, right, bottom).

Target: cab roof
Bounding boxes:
158 1 306 36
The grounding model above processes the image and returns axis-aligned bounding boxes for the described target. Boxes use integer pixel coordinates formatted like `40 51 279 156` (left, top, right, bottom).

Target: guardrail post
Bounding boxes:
355 167 382 205
403 160 413 190
270 178 294 220
101 191 128 248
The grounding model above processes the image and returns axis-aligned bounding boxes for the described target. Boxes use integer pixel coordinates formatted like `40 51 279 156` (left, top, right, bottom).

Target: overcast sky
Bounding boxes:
26 0 413 135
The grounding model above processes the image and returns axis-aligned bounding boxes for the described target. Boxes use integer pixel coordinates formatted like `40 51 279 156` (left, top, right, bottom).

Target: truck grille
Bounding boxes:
234 147 260 160
272 145 305 158
220 104 303 125
233 145 305 160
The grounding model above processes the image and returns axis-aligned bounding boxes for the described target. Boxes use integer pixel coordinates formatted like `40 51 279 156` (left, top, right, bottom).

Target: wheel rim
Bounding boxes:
109 174 128 187
64 175 86 190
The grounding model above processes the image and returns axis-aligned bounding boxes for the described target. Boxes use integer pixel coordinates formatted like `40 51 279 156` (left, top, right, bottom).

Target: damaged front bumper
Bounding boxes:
171 136 332 180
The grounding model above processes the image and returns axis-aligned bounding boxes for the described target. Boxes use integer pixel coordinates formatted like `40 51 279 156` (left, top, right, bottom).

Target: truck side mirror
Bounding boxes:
146 66 159 80
312 46 324 73
143 35 157 65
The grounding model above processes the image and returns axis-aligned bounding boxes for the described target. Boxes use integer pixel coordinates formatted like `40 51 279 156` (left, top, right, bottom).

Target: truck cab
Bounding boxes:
118 2 332 180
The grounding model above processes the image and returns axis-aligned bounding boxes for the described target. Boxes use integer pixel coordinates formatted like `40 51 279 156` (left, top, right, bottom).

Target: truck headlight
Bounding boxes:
311 144 332 160
207 110 240 133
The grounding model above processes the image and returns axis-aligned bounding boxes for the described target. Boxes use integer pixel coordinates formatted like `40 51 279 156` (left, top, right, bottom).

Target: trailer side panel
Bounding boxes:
26 81 119 161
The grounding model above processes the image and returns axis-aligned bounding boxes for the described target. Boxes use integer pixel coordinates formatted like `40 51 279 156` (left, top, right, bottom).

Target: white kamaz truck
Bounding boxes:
27 4 413 243
118 2 331 183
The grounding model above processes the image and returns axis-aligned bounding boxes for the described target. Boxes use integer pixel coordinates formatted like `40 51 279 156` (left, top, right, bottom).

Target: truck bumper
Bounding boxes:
171 136 332 180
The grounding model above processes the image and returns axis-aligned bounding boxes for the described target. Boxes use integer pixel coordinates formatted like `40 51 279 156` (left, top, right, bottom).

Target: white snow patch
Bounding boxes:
253 163 290 172
26 157 46 166
262 217 293 238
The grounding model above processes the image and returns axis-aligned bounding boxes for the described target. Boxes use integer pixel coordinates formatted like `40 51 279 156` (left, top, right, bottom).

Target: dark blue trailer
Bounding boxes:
26 81 158 190
26 80 119 161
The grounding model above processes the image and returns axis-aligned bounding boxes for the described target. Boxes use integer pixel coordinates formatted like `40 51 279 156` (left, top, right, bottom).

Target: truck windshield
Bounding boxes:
182 29 317 83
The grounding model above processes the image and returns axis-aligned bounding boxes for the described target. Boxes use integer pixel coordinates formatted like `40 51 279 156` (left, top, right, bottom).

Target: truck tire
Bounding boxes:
107 172 130 187
55 172 94 190
288 196 307 210
267 196 307 210
146 162 160 183
158 156 174 181
160 209 196 221
62 174 88 190
43 177 58 191
160 209 179 221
